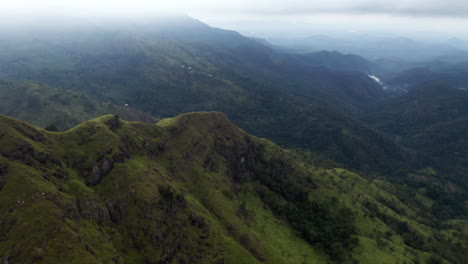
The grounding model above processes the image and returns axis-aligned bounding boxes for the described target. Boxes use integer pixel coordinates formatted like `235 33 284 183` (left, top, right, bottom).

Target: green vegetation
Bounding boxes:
361 82 468 219
0 113 465 263
0 16 408 180
0 79 158 131
0 16 466 263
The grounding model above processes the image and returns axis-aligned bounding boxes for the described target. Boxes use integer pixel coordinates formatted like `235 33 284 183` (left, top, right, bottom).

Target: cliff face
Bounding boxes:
0 113 464 264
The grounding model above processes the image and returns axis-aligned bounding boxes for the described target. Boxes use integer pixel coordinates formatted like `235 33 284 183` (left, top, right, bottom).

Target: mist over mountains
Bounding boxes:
268 34 468 62
0 13 466 264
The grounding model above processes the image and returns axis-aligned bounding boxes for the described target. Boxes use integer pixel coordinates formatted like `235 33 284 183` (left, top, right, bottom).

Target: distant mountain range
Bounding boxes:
0 15 407 178
0 15 466 263
0 16 381 112
269 34 468 62
387 61 468 88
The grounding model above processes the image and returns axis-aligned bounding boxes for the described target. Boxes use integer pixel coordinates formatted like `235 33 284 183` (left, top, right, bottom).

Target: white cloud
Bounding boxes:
2 0 468 38
2 0 468 17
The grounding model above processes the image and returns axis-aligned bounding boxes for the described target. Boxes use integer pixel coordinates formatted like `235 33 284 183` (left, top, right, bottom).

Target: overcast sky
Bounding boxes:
2 0 468 38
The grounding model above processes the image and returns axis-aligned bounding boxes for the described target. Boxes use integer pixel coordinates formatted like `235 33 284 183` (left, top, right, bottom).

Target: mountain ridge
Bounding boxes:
0 79 158 130
0 112 466 263
0 15 409 179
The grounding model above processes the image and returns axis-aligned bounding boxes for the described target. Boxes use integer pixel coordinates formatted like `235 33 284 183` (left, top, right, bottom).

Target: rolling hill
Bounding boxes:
0 79 158 131
387 61 468 89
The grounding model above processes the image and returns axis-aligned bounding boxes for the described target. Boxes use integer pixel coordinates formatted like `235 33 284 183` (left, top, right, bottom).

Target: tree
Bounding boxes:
44 123 59 132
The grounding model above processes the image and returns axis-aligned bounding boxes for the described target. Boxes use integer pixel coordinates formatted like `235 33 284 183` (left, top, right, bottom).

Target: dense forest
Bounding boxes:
0 14 466 264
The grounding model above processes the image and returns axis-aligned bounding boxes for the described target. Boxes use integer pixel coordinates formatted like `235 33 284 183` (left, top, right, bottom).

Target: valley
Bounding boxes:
0 12 466 264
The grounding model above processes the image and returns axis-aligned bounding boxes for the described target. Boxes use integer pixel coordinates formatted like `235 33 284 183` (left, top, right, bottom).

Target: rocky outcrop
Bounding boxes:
14 125 46 144
0 165 7 191
106 199 127 224
86 157 113 186
33 151 62 166
77 198 111 224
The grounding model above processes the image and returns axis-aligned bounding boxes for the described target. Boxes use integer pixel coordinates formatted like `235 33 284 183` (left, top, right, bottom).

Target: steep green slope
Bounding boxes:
0 16 415 179
0 79 158 131
0 113 465 263
360 82 468 218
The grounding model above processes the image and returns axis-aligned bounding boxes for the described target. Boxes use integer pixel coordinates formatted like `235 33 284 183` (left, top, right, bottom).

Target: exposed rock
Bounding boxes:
72 155 86 172
42 174 52 182
0 217 16 241
8 143 35 166
86 157 113 186
44 193 80 219
15 125 46 144
77 198 111 224
112 149 132 163
143 140 165 157
106 200 127 223
85 244 95 256
143 202 155 220
52 168 69 180
48 152 62 166
0 165 7 191
0 112 460 263
33 152 48 164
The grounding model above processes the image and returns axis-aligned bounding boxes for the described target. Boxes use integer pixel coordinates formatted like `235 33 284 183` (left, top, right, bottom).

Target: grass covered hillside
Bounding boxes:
0 113 466 263
0 79 158 131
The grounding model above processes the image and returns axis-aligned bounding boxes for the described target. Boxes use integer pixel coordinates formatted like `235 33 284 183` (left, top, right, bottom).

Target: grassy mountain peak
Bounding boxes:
0 113 466 263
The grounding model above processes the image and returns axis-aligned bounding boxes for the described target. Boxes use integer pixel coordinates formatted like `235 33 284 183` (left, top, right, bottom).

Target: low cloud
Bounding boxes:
2 0 468 38
190 0 468 19
2 1 468 18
